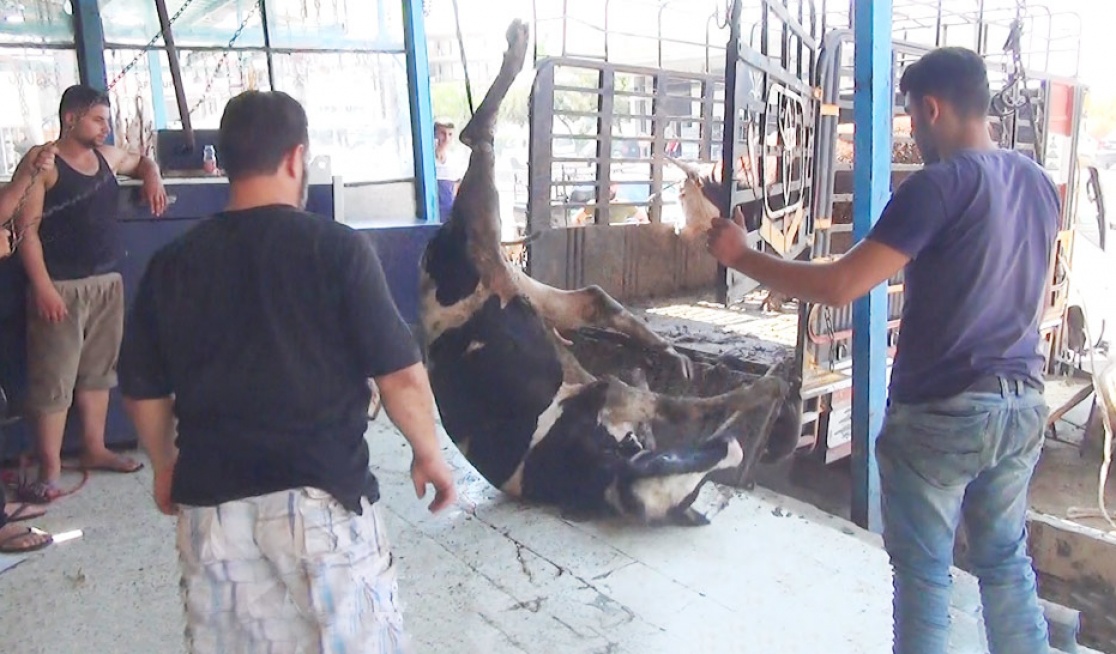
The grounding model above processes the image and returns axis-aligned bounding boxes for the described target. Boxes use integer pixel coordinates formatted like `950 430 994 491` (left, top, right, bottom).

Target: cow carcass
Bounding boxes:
418 20 800 526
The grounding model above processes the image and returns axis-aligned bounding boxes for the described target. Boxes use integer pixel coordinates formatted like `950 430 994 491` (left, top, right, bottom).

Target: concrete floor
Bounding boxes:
0 414 1007 654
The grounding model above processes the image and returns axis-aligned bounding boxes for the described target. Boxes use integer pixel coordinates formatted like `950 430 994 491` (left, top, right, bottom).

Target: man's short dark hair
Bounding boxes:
218 90 309 181
899 47 991 119
59 84 110 124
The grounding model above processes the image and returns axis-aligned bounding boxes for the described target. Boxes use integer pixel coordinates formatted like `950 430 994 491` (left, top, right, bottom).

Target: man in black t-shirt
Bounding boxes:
118 91 456 653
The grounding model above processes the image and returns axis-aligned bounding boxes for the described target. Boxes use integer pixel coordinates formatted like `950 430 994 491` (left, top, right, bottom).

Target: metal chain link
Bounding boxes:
2 0 201 246
991 2 1044 164
823 305 836 372
187 0 261 117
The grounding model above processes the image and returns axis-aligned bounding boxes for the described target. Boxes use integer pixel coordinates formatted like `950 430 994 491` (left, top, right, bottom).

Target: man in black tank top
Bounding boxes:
13 84 167 503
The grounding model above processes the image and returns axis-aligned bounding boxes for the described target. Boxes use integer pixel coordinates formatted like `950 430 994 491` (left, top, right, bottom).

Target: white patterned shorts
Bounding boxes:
176 487 410 654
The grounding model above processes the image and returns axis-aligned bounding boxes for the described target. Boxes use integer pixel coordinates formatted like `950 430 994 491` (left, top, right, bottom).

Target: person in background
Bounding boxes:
705 47 1057 654
0 143 56 553
119 90 457 653
435 118 464 221
15 85 167 504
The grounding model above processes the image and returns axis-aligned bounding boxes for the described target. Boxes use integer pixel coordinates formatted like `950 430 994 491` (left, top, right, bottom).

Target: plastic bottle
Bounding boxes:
203 145 217 175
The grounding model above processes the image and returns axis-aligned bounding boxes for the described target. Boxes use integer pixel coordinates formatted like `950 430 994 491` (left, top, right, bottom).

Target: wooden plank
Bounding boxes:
1026 512 1116 651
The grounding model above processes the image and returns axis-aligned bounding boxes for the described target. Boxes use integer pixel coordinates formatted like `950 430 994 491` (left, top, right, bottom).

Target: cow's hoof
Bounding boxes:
761 400 802 463
506 19 530 62
668 506 711 527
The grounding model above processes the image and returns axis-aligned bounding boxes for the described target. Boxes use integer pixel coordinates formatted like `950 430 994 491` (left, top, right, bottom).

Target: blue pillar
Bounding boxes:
147 50 168 129
851 0 892 533
71 0 108 91
402 0 438 224
71 0 109 142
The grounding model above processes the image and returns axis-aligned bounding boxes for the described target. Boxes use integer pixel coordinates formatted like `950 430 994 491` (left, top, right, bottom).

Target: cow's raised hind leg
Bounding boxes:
518 275 695 380
451 20 530 263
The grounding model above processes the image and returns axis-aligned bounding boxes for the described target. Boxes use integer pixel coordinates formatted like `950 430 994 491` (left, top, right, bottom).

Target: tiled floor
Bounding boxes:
0 414 1007 654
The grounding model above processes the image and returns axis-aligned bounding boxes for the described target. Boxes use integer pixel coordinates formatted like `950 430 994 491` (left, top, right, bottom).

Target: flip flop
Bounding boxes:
79 454 145 474
3 502 47 523
16 481 63 505
0 526 53 554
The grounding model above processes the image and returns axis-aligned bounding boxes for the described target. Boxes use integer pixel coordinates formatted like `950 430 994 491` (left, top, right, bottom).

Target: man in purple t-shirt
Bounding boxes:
706 47 1058 654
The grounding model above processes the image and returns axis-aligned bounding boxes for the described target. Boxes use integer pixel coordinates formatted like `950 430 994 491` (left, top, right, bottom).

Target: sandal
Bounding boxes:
16 481 63 505
78 452 145 474
0 525 53 554
3 502 47 523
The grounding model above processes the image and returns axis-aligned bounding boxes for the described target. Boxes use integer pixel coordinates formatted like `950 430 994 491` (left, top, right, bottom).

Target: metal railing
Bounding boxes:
527 57 726 231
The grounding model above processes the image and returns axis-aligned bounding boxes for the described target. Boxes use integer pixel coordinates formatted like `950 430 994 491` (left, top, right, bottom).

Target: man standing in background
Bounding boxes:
435 118 464 221
15 85 167 504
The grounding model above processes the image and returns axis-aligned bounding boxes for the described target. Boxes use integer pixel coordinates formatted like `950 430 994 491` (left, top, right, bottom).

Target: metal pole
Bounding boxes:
259 0 277 90
402 0 438 223
850 0 892 533
152 0 194 151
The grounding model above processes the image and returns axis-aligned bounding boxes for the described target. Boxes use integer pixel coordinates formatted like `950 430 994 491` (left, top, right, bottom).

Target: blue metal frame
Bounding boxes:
850 0 893 533
53 0 434 221
402 0 438 223
72 0 109 91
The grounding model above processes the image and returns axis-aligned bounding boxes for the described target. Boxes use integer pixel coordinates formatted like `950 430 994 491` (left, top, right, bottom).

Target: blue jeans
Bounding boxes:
877 377 1050 654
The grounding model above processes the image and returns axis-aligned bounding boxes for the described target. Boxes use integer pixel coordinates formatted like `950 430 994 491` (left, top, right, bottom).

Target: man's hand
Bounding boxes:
16 144 57 178
706 215 752 268
32 284 67 323
153 464 178 516
143 176 168 217
410 450 456 513
102 147 168 217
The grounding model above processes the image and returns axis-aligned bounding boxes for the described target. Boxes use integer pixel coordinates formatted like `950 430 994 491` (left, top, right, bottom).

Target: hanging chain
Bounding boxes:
2 0 201 247
187 0 261 117
990 2 1044 165
15 71 31 170
823 305 837 371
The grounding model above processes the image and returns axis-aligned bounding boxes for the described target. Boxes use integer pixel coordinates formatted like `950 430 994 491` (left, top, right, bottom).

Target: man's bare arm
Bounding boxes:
99 145 168 216
376 362 442 460
375 362 457 512
1 166 43 221
1 144 56 228
100 145 158 180
726 240 909 307
708 218 910 307
123 397 178 473
16 167 55 291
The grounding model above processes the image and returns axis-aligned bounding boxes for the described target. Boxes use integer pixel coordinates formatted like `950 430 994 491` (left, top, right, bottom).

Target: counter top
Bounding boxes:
1 174 229 186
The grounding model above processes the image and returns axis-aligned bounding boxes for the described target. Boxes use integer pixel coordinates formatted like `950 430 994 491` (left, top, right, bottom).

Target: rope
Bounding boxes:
449 0 476 117
1056 251 1116 534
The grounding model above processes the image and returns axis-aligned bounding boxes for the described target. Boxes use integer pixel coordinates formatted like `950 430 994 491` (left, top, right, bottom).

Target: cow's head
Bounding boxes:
668 157 727 241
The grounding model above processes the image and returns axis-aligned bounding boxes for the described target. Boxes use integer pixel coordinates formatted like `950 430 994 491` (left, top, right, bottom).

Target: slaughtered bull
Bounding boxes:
418 20 800 526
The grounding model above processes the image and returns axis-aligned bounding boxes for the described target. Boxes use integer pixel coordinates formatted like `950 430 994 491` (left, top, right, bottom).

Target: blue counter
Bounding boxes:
355 222 440 327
